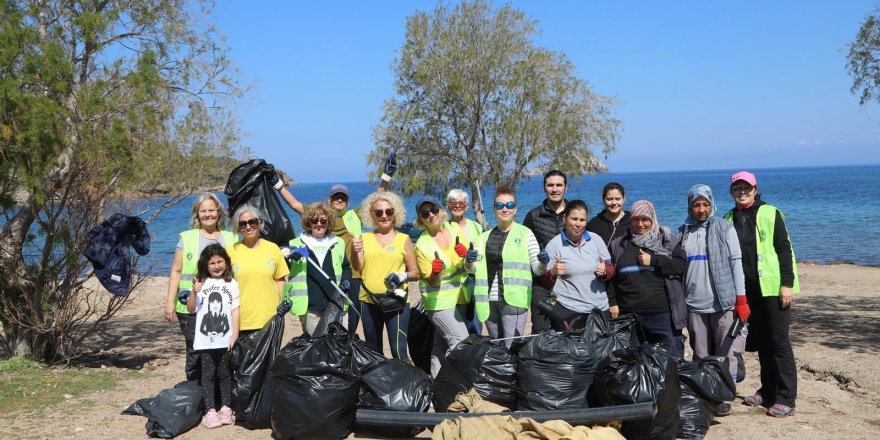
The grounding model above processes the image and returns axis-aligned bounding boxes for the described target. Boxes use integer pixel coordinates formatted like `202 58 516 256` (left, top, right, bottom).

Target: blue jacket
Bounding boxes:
83 214 150 297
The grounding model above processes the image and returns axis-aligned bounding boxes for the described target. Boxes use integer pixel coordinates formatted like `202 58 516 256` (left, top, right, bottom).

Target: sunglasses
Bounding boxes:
731 184 754 193
373 208 395 218
447 201 467 209
331 194 349 202
310 217 328 226
494 201 516 210
419 204 441 219
238 218 260 229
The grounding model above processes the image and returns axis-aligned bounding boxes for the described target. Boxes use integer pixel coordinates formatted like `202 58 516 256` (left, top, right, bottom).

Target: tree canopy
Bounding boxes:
847 11 880 106
368 0 621 224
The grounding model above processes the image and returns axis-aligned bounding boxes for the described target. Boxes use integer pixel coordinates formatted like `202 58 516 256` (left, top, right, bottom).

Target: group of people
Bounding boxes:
163 161 800 429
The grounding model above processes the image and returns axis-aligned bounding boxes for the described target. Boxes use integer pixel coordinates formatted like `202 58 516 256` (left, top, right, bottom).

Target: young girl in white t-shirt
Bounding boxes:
188 243 239 429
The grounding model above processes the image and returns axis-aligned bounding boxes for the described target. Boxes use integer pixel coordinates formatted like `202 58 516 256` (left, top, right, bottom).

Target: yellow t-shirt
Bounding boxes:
229 239 290 331
360 231 410 304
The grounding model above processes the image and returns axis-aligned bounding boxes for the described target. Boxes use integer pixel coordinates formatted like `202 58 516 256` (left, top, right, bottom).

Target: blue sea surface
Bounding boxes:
143 164 880 274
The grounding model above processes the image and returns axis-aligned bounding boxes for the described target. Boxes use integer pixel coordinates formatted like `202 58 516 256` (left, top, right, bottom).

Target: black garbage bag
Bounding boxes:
516 331 594 411
122 380 204 438
591 344 681 440
225 159 295 246
407 299 435 375
270 324 383 440
432 335 516 411
354 359 432 438
582 310 640 366
230 314 285 430
678 357 736 438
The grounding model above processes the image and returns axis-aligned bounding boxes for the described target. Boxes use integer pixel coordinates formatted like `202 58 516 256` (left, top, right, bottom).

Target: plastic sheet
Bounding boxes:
516 331 594 411
122 380 203 438
591 344 681 440
432 335 517 411
677 356 736 438
230 314 284 429
225 159 295 246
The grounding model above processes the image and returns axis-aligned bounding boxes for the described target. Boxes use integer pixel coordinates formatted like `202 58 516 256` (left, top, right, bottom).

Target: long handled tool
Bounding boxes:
303 255 361 318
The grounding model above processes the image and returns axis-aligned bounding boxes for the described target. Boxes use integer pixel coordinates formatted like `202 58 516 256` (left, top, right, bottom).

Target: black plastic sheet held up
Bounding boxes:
225 159 295 246
229 314 285 430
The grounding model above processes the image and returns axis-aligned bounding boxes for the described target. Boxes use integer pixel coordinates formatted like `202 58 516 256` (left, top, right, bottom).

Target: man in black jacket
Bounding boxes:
523 170 568 333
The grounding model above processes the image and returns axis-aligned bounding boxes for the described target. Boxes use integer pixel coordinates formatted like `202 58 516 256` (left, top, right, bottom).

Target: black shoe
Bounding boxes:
716 402 732 417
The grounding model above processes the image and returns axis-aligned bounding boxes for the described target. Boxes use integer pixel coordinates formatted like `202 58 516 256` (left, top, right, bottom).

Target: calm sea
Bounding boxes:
142 164 880 273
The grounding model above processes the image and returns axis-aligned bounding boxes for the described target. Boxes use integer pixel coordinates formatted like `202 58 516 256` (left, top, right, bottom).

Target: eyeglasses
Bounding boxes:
331 194 349 202
373 208 395 218
731 184 754 193
494 201 516 210
447 201 467 210
238 218 260 229
310 217 328 226
419 204 441 219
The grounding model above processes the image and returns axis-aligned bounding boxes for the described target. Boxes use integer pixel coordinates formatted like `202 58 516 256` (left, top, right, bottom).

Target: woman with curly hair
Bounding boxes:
351 191 419 359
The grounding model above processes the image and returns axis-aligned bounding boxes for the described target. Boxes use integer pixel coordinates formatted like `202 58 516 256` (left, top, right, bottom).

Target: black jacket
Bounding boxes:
305 242 352 311
523 198 568 249
587 210 632 247
83 214 151 297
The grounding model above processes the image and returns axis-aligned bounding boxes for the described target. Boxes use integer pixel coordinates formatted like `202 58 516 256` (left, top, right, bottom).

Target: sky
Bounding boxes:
211 1 880 183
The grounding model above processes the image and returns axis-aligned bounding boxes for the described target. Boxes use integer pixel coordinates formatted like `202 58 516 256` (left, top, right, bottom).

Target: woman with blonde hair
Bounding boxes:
282 202 352 337
351 192 419 359
165 193 239 381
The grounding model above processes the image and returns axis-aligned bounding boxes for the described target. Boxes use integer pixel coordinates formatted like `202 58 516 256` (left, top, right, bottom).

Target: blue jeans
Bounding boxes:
634 312 684 359
361 301 410 360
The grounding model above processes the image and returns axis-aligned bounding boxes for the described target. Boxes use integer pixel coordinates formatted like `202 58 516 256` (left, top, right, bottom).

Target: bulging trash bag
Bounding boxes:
516 331 594 411
582 310 640 367
432 335 516 411
355 358 432 438
225 159 295 246
122 380 204 438
270 324 384 440
677 356 736 439
407 298 435 375
230 314 285 430
591 344 681 440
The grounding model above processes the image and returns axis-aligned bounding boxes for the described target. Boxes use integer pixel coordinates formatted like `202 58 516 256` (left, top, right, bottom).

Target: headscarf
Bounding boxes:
630 200 671 257
684 184 717 225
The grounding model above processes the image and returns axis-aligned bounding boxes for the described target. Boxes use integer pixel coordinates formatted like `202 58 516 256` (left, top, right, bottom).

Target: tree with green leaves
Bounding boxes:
0 0 247 360
847 10 880 106
368 0 620 225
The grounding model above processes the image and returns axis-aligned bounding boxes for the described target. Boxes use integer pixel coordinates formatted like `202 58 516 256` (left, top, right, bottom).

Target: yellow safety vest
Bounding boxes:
176 229 239 313
724 204 800 296
473 223 533 321
282 236 347 315
416 222 468 311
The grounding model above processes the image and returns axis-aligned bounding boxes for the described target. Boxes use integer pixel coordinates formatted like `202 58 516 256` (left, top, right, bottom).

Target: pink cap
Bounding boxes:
730 171 756 187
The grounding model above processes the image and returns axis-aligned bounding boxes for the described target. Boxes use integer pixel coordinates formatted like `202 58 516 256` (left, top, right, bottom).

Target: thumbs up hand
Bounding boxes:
432 251 445 274
638 248 652 267
465 242 479 263
537 251 550 264
454 236 467 258
595 256 606 277
551 256 566 277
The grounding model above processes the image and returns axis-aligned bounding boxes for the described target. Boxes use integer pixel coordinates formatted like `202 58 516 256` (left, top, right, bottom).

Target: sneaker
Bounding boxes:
203 409 221 428
218 406 234 425
716 402 732 417
767 403 795 418
742 392 764 407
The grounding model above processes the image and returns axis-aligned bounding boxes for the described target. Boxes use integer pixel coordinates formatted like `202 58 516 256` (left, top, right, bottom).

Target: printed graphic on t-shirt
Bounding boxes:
193 278 240 350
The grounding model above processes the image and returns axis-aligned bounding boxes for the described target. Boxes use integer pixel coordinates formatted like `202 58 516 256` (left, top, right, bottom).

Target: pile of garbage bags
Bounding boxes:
677 356 736 439
122 380 204 438
433 335 517 411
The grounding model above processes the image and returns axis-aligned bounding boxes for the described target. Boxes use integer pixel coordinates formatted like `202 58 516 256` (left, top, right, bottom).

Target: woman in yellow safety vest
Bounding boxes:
725 171 799 418
445 188 485 336
164 193 239 381
414 195 477 377
351 191 419 359
471 187 548 347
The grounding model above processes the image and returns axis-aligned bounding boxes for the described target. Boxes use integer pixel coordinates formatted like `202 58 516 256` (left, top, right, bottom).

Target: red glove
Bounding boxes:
454 237 467 258
432 251 445 274
735 296 751 322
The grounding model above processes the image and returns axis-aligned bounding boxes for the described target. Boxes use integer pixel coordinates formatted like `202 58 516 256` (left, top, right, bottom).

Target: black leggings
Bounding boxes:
200 349 232 410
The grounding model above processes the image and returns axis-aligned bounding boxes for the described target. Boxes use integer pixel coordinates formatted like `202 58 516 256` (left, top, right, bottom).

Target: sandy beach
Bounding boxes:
2 262 879 439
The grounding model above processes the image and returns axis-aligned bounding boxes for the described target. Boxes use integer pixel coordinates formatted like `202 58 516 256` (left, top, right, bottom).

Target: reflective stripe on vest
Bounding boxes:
724 205 800 296
283 236 347 315
176 229 238 313
473 223 533 321
416 222 469 310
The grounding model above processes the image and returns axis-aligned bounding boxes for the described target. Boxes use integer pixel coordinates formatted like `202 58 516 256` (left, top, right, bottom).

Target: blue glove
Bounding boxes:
383 151 397 177
466 243 479 263
177 289 191 305
385 271 407 289
537 251 550 264
339 280 351 292
293 246 308 261
277 299 292 316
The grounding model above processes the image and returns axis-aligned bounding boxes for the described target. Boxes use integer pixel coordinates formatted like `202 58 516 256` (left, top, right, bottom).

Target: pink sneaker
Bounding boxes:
203 409 221 428
218 406 234 425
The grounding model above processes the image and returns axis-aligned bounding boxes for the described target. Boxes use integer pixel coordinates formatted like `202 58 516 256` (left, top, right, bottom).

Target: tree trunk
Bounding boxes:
470 178 487 228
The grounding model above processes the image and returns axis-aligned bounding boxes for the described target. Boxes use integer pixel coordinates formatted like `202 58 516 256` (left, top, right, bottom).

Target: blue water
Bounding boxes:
143 164 880 274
